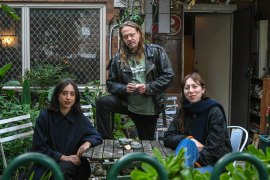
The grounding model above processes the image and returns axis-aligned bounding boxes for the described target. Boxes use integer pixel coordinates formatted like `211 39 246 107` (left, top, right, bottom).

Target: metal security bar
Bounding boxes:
0 9 22 83
1 4 105 86
29 8 101 85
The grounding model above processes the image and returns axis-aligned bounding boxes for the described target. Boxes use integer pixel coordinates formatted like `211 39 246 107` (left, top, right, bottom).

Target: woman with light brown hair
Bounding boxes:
164 72 232 173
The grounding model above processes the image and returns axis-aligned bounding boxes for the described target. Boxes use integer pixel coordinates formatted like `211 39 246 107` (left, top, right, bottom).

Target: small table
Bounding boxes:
82 140 174 178
82 139 175 161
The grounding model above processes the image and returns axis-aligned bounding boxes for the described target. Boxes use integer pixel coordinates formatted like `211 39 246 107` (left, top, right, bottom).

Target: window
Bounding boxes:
0 3 106 87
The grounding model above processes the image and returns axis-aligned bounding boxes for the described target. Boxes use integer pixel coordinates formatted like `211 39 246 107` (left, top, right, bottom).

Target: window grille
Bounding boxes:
30 8 101 85
0 4 105 86
0 9 22 83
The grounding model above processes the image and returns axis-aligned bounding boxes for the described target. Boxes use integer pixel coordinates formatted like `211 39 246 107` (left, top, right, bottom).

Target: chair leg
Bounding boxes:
0 142 7 168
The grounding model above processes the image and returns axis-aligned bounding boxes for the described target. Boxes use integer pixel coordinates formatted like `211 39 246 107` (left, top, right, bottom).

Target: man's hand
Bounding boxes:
190 139 204 152
60 155 81 166
136 84 146 94
77 141 91 158
126 83 137 93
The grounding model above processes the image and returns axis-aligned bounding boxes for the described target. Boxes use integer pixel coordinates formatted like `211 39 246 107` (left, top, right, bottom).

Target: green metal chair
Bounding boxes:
2 152 64 180
106 152 168 180
211 152 268 180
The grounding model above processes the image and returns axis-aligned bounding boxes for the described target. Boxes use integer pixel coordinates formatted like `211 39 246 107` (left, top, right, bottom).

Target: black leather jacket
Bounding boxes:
106 43 174 113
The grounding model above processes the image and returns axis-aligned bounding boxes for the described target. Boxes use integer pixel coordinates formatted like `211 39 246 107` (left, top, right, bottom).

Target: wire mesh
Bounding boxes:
0 8 22 83
30 8 101 85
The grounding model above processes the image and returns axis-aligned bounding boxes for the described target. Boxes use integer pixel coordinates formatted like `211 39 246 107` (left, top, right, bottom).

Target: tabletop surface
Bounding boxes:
82 139 175 161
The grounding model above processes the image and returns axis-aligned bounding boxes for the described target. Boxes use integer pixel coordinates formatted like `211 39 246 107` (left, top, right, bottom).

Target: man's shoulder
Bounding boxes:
146 43 163 50
113 52 120 58
111 53 121 62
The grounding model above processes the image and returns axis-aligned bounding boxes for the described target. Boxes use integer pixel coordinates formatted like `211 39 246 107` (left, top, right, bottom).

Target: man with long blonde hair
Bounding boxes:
96 21 174 140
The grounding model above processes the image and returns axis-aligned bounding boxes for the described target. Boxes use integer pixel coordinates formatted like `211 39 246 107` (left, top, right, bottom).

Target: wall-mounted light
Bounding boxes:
1 35 17 48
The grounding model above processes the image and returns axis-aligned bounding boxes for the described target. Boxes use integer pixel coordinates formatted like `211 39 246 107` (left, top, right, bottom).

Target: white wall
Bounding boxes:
194 14 232 118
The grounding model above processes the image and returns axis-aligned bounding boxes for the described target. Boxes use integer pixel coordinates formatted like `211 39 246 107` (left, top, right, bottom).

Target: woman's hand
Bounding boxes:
77 141 91 158
60 155 81 166
191 139 204 152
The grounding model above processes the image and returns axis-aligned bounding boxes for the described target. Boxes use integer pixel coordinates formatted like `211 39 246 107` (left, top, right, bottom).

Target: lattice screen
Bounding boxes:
0 9 22 83
0 7 101 85
30 8 101 85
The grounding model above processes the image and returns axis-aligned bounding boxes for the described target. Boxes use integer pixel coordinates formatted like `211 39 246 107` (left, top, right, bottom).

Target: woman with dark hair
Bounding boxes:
164 73 232 173
30 79 102 179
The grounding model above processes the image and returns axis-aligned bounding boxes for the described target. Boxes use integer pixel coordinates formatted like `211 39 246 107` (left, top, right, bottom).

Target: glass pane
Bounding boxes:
30 8 100 85
0 8 22 83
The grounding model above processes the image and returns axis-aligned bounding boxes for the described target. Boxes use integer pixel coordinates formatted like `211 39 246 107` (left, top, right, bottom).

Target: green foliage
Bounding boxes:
23 58 76 109
27 169 52 180
131 148 211 180
116 7 144 27
219 145 270 180
81 80 108 107
81 80 135 139
131 145 270 180
25 58 76 90
0 95 40 174
0 62 13 93
112 113 135 139
1 4 20 20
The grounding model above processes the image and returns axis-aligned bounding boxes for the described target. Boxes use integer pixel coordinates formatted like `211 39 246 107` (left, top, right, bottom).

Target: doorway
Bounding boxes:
183 4 237 120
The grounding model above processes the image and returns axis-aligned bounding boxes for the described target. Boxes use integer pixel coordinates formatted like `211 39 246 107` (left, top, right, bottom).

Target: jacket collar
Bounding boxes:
145 43 154 58
54 110 76 124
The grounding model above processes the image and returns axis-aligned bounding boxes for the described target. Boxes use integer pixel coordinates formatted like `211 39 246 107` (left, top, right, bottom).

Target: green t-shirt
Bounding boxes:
127 55 157 115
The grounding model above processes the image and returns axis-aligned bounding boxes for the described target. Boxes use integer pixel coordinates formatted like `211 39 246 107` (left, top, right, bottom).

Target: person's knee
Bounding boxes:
96 96 108 107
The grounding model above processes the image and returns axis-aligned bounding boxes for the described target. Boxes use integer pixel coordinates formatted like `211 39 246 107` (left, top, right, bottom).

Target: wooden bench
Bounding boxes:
82 139 174 178
0 114 33 168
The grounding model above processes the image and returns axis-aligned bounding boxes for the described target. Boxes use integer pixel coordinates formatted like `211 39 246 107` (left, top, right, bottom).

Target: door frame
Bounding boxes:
182 4 237 123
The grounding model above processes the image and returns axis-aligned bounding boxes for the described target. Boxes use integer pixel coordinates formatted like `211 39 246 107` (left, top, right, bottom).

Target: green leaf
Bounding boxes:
180 169 192 180
265 147 270 158
225 162 235 173
141 163 157 176
220 173 230 180
5 89 16 98
0 62 12 78
123 120 135 129
243 169 253 179
153 148 165 166
126 9 131 14
22 78 31 104
47 86 55 101
87 81 95 85
1 4 20 20
29 171 34 180
131 168 152 180
3 80 20 86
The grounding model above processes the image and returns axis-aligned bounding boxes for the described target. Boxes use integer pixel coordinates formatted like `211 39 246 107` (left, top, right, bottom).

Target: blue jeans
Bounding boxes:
175 139 213 173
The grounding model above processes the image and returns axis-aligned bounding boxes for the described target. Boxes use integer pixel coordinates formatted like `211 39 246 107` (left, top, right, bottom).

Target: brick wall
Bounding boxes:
2 0 120 70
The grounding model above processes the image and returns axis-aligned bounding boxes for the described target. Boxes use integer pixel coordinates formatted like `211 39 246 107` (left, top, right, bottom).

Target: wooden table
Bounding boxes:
83 139 175 161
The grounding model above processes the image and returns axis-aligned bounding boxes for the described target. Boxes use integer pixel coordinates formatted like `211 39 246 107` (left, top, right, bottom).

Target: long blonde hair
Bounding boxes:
119 21 145 65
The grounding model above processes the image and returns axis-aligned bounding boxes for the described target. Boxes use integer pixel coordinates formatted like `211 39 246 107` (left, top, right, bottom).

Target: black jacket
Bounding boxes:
31 110 103 179
107 43 174 113
164 106 232 166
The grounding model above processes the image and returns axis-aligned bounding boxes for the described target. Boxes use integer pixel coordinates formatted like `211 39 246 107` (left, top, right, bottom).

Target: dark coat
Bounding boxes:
106 43 174 113
30 110 103 179
164 106 232 166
